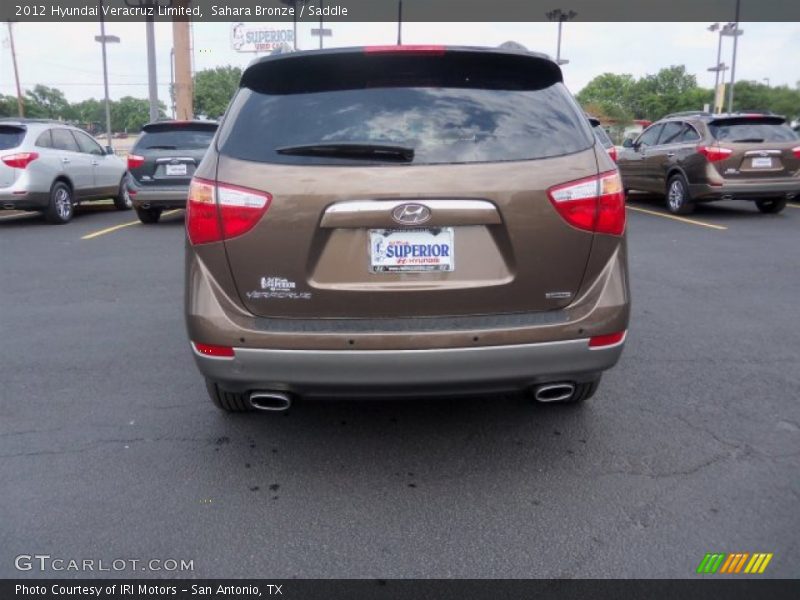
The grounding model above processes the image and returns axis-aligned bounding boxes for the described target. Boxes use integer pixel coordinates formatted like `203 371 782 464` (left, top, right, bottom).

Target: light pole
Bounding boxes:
546 8 577 66
6 22 24 117
707 23 723 92
95 0 120 147
724 0 743 114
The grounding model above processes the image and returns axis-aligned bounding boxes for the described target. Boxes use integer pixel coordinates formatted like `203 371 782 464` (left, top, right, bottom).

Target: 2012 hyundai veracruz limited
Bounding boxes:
185 46 630 412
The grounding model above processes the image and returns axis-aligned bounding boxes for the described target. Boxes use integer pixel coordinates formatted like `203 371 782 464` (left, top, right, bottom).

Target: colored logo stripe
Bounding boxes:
697 553 773 574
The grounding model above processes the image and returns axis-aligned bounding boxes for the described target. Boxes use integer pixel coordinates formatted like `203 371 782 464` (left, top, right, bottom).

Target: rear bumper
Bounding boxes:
0 190 50 210
129 183 188 209
192 338 623 396
690 179 800 201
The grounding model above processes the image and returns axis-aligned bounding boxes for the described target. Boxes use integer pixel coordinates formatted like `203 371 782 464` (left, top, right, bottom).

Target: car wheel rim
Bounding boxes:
668 181 684 211
121 180 132 208
55 188 71 219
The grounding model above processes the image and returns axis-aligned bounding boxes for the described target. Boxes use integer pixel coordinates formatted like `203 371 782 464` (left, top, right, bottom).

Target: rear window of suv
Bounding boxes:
135 126 216 151
0 126 25 150
218 51 592 166
709 118 799 143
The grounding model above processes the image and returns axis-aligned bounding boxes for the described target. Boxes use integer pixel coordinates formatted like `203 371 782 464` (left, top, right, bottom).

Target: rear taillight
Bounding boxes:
697 145 733 162
607 146 618 162
589 331 627 349
547 170 625 236
192 342 235 358
127 154 145 169
364 45 446 55
1 152 39 169
792 146 800 159
186 177 271 246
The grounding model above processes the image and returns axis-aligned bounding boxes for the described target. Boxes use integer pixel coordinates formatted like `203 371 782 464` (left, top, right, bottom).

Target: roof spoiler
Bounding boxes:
240 46 563 95
142 120 218 132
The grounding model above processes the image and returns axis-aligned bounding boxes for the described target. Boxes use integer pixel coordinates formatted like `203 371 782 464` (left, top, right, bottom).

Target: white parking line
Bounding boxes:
626 205 728 231
81 210 182 240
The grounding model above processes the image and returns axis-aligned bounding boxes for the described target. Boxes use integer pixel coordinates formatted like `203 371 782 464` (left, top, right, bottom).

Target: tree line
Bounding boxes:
577 65 800 123
2 64 798 132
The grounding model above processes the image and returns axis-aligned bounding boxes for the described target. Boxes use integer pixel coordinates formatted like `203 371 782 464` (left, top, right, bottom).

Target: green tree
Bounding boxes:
110 96 166 132
193 66 242 119
576 73 637 121
0 94 20 118
24 85 75 120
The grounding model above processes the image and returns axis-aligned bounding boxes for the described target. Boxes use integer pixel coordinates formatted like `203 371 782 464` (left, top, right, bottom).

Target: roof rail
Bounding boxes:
662 110 711 119
0 117 67 124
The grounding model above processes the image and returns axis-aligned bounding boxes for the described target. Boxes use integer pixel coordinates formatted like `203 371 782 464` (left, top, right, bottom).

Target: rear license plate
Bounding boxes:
751 157 772 168
369 228 455 273
165 163 187 176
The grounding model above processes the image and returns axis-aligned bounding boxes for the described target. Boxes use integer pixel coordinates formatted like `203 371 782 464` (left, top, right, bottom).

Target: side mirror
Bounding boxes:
105 146 114 155
622 138 634 149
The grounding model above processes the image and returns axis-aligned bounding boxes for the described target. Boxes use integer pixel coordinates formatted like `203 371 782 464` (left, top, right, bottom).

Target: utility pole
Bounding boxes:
546 9 577 66
145 14 159 122
6 22 24 117
95 0 121 146
397 0 403 45
727 0 742 113
172 0 193 120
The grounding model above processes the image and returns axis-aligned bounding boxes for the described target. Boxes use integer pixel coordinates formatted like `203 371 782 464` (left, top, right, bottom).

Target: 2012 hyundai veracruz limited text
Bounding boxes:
184 46 630 412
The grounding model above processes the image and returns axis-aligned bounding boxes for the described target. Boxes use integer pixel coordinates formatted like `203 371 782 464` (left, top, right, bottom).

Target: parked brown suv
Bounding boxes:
184 46 630 412
618 112 800 214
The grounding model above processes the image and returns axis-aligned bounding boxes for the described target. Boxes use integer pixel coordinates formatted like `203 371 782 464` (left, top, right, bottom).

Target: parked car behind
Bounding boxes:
0 118 131 223
588 116 617 162
127 120 218 223
618 112 800 214
185 46 630 413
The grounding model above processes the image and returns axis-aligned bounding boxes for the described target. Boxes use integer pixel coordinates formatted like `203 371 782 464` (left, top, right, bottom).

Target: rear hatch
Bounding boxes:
706 115 800 180
0 124 26 188
211 47 608 319
129 121 217 187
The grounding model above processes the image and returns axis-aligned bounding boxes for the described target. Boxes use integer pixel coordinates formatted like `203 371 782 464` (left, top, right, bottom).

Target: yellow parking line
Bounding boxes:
787 203 800 209
626 205 727 231
81 210 182 240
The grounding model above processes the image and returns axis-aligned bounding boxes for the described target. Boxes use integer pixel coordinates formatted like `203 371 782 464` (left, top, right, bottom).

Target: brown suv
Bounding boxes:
618 112 800 214
184 46 630 412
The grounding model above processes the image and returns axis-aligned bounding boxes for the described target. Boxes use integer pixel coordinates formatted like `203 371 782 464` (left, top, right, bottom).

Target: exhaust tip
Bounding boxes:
249 391 292 412
533 382 576 403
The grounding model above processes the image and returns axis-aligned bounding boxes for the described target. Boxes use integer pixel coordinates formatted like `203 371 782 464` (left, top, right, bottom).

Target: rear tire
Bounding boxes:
666 174 694 215
135 206 162 224
755 198 786 214
45 181 74 224
113 174 133 210
205 379 252 412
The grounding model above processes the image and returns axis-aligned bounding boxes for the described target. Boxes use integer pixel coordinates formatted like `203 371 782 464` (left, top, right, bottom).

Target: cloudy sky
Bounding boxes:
2 21 799 106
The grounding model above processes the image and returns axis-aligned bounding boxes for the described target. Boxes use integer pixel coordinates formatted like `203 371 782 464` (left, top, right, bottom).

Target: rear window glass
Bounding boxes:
593 125 613 149
709 120 799 143
135 127 216 151
0 126 25 150
220 83 590 166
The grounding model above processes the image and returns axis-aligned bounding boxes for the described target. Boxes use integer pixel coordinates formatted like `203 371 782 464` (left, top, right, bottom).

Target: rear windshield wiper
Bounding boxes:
730 138 764 143
276 142 414 162
145 145 178 150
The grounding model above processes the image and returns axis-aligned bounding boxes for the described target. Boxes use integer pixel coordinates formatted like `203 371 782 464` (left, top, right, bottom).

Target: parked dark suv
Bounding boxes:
127 120 217 223
185 46 630 413
618 112 800 214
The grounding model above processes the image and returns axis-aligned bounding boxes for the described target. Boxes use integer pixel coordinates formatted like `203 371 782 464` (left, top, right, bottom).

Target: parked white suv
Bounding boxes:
0 119 131 223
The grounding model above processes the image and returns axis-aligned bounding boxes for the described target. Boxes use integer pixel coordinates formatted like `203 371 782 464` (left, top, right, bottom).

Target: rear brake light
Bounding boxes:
589 331 626 348
2 152 39 169
127 154 145 169
364 45 446 55
192 342 235 358
607 146 618 162
697 145 733 162
186 177 271 245
792 146 800 159
547 170 625 236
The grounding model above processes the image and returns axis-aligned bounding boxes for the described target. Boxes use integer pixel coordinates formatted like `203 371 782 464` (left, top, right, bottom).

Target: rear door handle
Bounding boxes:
91 161 99 166
61 158 70 164
666 152 676 158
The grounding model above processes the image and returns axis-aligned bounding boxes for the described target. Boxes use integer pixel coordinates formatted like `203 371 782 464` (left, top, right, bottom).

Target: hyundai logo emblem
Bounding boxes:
391 203 431 225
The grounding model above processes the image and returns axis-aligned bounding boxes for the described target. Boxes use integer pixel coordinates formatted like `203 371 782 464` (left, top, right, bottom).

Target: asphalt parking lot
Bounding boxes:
1 196 799 578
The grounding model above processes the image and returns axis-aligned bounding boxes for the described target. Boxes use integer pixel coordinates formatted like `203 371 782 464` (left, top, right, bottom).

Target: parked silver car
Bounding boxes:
0 118 131 223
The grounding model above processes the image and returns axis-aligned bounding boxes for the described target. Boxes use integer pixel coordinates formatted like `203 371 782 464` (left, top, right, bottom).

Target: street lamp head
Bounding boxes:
94 35 121 44
556 58 570 65
708 22 720 32
546 8 578 22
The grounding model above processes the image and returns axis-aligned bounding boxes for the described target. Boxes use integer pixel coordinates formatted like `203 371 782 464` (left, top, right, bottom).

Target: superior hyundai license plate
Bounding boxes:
751 157 772 168
165 163 187 176
369 228 455 272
